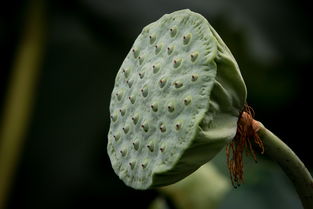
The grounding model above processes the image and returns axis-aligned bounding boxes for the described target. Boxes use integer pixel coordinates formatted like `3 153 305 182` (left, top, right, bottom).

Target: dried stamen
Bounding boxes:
226 104 264 188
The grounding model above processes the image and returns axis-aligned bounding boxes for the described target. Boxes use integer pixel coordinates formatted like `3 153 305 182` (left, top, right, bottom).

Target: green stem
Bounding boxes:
0 0 45 208
257 123 313 209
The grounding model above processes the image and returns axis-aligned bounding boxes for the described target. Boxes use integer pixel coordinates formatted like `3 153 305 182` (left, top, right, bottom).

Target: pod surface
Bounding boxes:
107 9 246 189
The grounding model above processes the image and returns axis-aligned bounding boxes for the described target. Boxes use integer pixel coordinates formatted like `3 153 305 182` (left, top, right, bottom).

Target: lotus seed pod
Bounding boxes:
107 9 246 189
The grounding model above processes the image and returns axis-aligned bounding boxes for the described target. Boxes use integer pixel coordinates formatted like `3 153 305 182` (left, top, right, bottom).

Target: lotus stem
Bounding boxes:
257 122 313 209
0 0 45 208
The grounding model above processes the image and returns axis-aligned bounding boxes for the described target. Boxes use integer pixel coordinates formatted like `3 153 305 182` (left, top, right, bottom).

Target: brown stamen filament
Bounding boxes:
226 104 264 188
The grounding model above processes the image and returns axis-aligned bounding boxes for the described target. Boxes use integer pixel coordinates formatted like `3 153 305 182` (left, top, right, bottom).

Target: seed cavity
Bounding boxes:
141 162 147 168
110 113 117 122
173 58 182 68
132 48 139 58
147 143 154 152
167 103 175 112
159 78 167 88
129 161 136 169
149 35 156 44
175 122 181 130
141 87 148 97
115 91 123 101
155 44 162 54
122 125 129 134
151 103 158 112
131 114 139 125
128 95 136 104
190 52 199 62
183 33 192 45
120 149 127 157
152 64 160 73
191 74 198 81
169 27 177 37
184 96 192 105
132 141 139 150
126 79 133 88
139 72 145 79
119 108 126 116
174 81 183 88
141 121 149 132
160 124 166 132
113 134 120 141
138 56 144 65
122 68 130 78
167 46 174 55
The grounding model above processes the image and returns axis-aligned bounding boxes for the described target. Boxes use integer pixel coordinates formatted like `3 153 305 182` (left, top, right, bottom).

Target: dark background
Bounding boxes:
1 0 312 208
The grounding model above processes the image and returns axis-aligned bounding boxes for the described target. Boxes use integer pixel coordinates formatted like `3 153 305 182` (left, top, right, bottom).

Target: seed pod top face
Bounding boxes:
107 9 247 189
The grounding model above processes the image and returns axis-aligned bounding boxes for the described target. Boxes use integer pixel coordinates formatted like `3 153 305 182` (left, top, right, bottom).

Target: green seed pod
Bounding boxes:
107 9 246 190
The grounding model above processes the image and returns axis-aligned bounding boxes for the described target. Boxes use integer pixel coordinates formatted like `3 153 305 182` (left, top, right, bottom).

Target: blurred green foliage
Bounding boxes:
1 0 312 209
